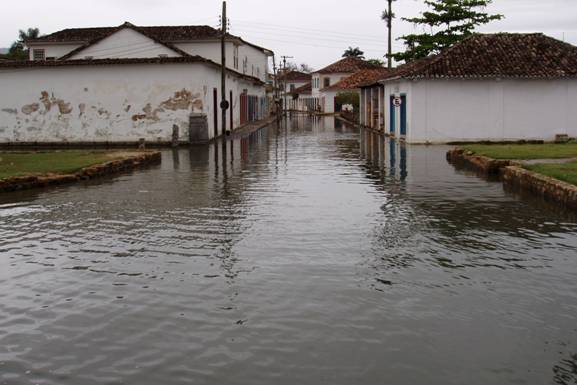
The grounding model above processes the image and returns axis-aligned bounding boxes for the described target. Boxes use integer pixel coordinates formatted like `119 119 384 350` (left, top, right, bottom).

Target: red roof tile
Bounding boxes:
315 57 379 74
291 82 312 95
382 33 577 81
325 68 392 91
279 70 312 82
27 23 272 55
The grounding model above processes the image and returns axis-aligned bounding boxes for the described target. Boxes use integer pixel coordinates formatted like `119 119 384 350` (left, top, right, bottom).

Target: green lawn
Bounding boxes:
0 151 136 180
463 142 577 160
525 162 577 186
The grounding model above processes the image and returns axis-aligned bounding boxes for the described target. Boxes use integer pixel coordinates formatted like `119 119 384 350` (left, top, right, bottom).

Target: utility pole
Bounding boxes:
280 55 293 115
387 0 393 69
220 1 229 136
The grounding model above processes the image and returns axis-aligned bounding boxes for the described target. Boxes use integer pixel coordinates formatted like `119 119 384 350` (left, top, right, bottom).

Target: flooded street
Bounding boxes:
1 116 577 385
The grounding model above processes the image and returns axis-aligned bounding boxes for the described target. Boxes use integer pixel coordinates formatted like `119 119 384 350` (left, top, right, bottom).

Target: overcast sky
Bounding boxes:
2 0 577 69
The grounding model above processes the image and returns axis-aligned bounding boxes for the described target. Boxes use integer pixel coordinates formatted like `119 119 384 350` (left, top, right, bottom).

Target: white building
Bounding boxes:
360 33 577 143
0 22 273 144
311 57 378 114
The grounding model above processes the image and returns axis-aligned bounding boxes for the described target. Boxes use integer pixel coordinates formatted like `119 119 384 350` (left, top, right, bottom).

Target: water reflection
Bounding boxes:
0 116 576 385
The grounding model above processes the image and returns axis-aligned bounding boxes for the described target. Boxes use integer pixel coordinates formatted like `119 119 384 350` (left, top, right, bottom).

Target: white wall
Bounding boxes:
0 63 265 143
177 41 269 83
403 79 577 143
312 72 351 97
28 44 83 60
68 28 180 59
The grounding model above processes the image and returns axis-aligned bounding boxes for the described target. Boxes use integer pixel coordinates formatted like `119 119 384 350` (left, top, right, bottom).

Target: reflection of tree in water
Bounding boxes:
553 353 577 385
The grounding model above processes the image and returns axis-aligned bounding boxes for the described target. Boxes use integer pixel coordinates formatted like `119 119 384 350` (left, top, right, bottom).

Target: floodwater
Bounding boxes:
1 116 576 385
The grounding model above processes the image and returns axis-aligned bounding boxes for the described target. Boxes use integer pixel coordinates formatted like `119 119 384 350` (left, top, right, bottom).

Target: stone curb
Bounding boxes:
0 151 162 193
447 148 577 210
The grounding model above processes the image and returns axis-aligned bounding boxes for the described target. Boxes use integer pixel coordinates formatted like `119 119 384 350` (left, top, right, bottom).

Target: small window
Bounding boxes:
323 78 330 88
84 56 94 60
33 49 45 61
45 57 56 61
234 46 239 69
290 84 296 92
158 54 168 58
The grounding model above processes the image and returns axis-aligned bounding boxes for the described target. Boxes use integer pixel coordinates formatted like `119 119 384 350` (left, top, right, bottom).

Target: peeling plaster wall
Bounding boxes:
0 63 266 143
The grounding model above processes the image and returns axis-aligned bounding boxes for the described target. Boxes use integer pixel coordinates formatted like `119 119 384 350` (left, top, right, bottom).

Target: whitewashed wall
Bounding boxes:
0 63 265 143
312 73 350 97
28 44 83 60
177 41 269 82
68 29 179 59
404 79 577 143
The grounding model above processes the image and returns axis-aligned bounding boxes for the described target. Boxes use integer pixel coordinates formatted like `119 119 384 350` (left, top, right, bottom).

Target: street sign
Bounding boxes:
393 96 402 107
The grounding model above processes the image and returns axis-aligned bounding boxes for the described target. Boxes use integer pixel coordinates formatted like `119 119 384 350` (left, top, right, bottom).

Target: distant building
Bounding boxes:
278 70 312 112
360 33 577 143
311 57 378 113
0 22 273 144
323 68 391 116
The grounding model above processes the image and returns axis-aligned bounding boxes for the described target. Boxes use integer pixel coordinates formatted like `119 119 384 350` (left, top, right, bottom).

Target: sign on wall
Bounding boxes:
393 96 402 107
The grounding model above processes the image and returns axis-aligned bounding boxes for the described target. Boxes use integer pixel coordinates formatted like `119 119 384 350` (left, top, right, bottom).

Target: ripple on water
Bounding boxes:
0 117 576 385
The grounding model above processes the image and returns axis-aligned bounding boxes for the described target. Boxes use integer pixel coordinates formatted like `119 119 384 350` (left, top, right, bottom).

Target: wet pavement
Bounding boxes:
0 116 576 385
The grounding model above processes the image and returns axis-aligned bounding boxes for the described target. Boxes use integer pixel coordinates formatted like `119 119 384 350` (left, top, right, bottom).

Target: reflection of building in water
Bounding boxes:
360 128 409 180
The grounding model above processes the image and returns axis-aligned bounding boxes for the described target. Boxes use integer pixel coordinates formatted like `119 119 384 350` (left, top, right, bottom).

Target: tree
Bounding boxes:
342 47 365 59
394 0 503 62
367 59 385 66
381 0 397 69
7 27 40 60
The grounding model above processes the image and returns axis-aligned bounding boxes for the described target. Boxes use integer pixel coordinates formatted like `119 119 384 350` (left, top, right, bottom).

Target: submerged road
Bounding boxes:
0 116 576 385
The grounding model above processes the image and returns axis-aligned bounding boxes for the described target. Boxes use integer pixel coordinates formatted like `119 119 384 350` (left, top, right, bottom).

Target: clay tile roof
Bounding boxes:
27 23 273 55
280 70 312 82
291 82 312 95
325 68 392 91
28 25 222 43
315 57 380 74
381 33 577 81
0 56 265 85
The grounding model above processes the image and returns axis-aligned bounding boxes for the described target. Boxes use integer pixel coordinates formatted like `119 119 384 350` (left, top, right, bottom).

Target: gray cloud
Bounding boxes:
2 0 576 69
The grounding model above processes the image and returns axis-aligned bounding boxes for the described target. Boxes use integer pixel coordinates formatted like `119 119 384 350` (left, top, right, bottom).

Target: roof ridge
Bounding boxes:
58 22 192 60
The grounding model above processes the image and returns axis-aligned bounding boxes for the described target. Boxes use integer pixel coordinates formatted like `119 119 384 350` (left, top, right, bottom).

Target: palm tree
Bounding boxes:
381 0 396 69
342 47 365 59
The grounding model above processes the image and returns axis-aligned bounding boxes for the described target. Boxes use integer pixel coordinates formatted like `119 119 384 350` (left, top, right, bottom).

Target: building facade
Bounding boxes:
0 22 273 144
360 33 577 143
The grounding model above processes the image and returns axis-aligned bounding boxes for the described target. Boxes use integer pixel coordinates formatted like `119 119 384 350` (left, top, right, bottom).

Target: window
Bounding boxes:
323 77 330 88
252 65 254 76
46 57 56 61
290 84 296 92
158 54 168 58
33 49 45 61
257 67 260 78
243 57 248 74
234 46 239 69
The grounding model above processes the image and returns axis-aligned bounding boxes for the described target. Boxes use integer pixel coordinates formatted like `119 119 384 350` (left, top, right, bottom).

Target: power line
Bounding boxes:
232 19 386 41
229 31 386 53
231 26 386 46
